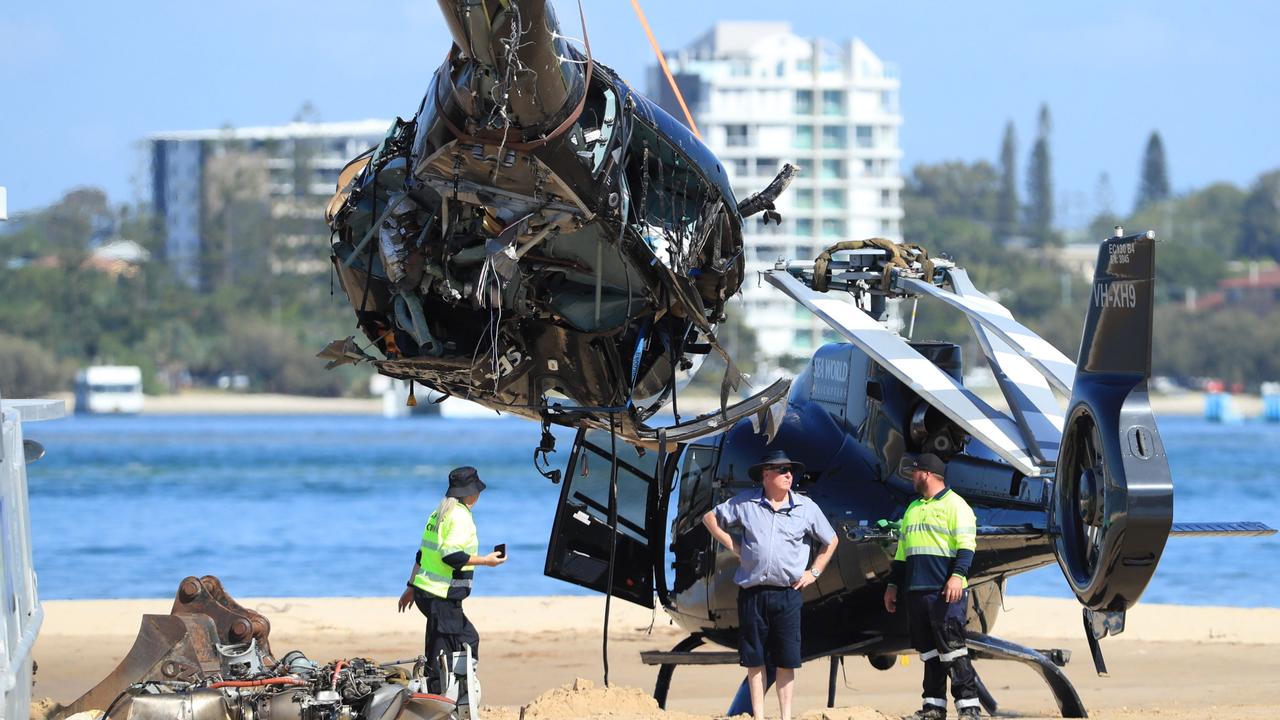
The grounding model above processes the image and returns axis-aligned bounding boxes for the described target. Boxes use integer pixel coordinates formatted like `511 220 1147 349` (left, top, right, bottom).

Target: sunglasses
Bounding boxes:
764 465 795 475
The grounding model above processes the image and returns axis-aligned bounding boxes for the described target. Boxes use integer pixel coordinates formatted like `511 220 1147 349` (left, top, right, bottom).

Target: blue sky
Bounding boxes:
2 1 1277 228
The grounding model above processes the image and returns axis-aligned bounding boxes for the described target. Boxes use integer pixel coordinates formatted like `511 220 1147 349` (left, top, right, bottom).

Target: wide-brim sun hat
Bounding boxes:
446 465 488 497
747 450 806 483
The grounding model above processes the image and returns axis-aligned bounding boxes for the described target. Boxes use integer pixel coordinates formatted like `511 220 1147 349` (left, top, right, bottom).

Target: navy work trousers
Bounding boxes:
413 588 480 693
907 589 979 711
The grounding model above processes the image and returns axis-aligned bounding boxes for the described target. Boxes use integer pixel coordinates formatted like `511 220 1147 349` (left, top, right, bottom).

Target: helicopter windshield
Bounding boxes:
623 120 728 269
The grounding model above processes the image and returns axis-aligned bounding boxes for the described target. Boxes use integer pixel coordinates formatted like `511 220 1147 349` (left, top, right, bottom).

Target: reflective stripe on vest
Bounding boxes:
413 503 479 600
894 488 977 588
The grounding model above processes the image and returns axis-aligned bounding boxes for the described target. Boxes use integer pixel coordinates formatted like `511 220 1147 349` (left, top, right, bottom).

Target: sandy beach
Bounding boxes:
30 595 1280 719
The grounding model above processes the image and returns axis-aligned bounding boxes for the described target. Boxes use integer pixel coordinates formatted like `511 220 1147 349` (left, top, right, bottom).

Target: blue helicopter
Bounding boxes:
542 230 1276 718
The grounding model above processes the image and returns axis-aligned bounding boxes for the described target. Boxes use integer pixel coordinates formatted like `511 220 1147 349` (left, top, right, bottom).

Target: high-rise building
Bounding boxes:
149 120 390 289
653 22 904 363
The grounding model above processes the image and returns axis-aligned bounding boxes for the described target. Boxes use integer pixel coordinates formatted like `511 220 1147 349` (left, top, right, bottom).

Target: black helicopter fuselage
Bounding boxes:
324 0 781 445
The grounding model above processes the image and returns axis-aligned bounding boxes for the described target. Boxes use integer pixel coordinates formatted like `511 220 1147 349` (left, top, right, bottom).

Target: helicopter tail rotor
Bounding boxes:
1049 230 1173 613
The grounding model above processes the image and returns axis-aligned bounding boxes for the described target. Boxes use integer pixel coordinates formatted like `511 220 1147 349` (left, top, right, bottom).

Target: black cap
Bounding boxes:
446 466 487 498
747 450 807 483
901 453 947 477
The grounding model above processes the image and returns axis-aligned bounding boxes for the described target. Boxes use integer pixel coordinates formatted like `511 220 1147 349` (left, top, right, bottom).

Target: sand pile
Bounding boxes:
480 678 893 720
796 709 893 720
29 698 60 720
481 678 708 720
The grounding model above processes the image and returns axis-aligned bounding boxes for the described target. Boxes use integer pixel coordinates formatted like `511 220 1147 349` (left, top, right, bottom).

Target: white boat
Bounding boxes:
73 366 144 415
369 375 496 419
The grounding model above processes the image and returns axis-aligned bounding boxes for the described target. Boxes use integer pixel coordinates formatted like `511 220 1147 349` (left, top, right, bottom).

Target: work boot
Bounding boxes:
904 706 946 720
957 706 981 719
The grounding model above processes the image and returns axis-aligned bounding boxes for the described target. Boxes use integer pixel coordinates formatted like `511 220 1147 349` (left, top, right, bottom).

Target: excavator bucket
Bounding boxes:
57 576 272 718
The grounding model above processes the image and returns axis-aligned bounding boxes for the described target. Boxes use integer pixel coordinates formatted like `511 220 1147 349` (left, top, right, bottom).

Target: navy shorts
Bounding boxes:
737 585 802 669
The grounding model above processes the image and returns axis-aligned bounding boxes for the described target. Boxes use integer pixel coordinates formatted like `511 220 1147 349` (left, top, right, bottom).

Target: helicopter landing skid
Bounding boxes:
642 634 881 714
967 632 1087 718
641 634 726 709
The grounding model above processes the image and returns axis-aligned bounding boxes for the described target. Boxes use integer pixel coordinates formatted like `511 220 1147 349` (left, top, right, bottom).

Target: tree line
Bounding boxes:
905 105 1280 387
0 188 361 397
4 110 1280 398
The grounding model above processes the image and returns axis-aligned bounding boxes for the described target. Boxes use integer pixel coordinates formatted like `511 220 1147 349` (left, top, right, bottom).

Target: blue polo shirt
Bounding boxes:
714 489 837 588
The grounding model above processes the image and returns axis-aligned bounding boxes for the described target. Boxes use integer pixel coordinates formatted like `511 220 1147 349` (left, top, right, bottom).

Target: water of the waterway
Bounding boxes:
23 414 1279 605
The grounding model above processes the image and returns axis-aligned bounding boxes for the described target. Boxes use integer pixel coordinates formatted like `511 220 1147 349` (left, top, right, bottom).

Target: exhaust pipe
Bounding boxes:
1049 230 1173 613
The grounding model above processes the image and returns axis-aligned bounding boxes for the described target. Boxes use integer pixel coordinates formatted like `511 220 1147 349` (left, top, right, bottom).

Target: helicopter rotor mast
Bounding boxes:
765 248 1056 478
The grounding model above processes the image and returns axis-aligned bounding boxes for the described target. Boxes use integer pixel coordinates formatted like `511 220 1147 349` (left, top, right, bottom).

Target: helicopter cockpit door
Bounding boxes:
545 429 660 608
668 443 719 616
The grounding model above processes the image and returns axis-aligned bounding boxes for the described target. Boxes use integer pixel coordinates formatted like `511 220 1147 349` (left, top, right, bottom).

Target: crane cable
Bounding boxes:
629 0 701 139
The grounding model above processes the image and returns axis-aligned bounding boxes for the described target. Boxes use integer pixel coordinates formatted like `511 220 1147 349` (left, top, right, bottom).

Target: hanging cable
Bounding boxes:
653 426 673 611
602 412 622 686
534 419 562 483
329 230 338 297
665 288 681 425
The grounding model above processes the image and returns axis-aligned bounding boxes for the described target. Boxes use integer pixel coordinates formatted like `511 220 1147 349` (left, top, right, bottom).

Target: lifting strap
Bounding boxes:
812 238 935 293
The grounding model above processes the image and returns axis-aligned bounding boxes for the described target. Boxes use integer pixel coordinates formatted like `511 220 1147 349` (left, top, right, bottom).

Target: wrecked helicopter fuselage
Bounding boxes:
322 0 792 446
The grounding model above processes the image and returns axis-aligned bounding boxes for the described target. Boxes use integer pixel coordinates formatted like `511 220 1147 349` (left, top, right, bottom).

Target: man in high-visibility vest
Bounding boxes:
397 466 506 692
883 453 980 720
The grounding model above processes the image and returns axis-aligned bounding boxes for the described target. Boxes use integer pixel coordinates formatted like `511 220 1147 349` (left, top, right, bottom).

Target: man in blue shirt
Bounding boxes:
703 450 839 720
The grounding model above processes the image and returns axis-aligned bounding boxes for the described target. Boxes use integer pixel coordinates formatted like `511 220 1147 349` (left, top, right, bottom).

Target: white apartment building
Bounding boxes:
654 22 904 363
150 120 390 289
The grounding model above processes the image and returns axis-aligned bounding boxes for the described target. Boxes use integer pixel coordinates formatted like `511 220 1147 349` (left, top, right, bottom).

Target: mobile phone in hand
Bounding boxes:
493 543 507 558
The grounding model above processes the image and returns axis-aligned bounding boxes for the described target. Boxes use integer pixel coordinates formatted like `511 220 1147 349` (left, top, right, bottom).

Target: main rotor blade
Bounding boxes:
900 275 1076 395
763 270 1041 476
947 269 1064 464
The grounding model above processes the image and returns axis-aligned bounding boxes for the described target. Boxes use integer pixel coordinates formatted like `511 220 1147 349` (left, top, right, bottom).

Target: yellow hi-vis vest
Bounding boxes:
413 502 478 600
893 488 977 589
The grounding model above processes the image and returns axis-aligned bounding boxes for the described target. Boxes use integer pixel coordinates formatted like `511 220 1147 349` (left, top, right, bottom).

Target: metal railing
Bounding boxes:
1 394 65 720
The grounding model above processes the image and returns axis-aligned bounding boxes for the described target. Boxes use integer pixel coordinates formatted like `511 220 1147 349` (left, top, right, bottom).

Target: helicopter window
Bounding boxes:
567 440 655 544
623 120 720 263
674 445 718 533
577 79 618 175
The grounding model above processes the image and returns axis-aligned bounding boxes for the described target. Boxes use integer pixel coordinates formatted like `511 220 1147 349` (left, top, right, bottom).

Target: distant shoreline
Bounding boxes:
46 389 1265 418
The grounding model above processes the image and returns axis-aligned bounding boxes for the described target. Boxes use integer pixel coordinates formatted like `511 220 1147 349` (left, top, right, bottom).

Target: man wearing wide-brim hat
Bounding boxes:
397 466 507 692
702 449 838 720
